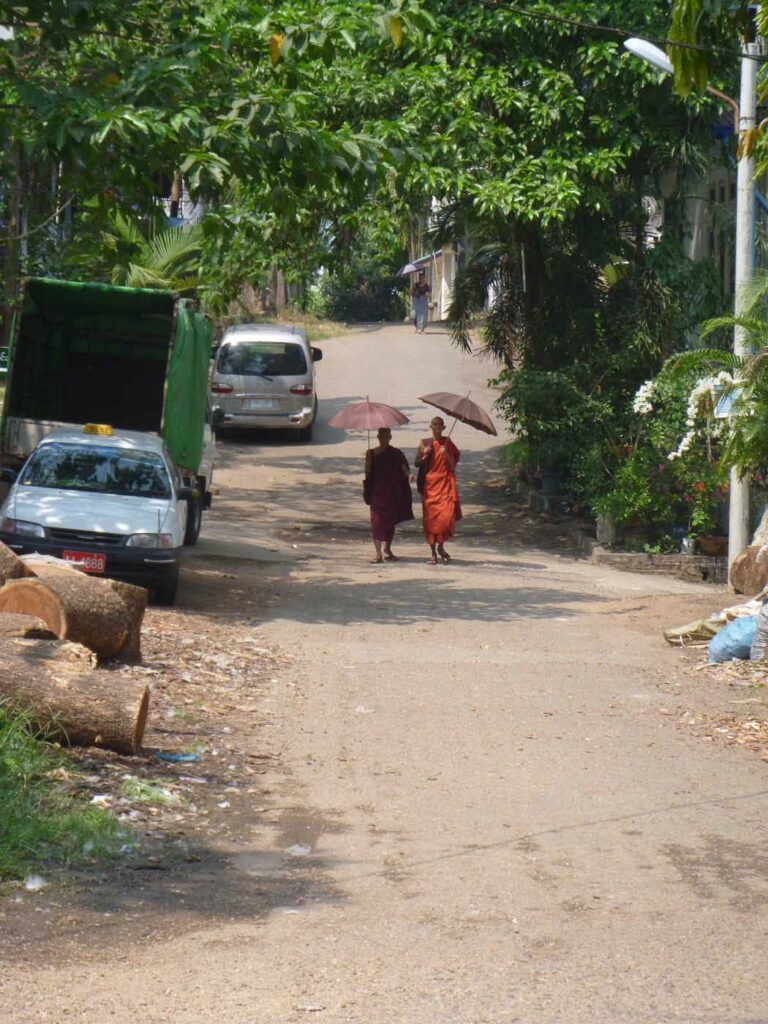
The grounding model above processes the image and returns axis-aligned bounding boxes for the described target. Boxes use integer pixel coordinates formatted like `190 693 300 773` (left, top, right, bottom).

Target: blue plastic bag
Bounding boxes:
708 615 757 664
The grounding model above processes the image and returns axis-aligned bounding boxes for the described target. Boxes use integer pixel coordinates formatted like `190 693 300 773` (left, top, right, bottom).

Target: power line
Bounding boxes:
478 0 768 64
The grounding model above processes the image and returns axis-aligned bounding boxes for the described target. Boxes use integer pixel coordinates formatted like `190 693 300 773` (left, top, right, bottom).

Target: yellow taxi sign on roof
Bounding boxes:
83 423 113 436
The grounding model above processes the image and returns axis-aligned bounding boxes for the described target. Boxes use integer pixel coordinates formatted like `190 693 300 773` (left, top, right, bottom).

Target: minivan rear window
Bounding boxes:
217 341 308 377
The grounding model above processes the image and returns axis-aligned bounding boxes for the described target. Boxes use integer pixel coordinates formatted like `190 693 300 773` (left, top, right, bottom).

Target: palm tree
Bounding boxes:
95 211 204 292
662 273 768 475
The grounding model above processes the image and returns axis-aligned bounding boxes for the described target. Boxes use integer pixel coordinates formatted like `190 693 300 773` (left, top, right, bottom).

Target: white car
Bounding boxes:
0 425 192 604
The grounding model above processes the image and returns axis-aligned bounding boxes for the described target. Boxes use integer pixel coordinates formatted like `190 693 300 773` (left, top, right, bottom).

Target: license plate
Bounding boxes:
63 550 106 573
244 398 278 411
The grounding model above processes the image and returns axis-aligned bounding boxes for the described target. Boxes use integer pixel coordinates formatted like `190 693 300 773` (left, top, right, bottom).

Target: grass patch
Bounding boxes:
0 706 123 880
217 309 350 343
122 775 179 805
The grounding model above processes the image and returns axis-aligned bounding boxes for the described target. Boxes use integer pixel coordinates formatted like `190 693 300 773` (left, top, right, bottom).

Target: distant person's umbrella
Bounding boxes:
329 398 409 446
396 262 419 276
419 391 498 436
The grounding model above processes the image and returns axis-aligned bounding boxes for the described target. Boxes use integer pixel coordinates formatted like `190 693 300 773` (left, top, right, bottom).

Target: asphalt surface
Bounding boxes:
3 323 768 1024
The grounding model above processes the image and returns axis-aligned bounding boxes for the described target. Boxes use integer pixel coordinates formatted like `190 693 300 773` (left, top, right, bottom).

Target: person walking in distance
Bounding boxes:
411 270 431 334
415 416 461 564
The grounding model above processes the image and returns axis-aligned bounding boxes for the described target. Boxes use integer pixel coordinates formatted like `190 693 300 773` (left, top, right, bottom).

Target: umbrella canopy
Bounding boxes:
329 399 409 431
396 262 419 276
419 392 498 436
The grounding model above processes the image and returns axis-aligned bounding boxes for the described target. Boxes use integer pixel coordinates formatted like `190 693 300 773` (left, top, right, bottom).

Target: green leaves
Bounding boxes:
669 0 711 96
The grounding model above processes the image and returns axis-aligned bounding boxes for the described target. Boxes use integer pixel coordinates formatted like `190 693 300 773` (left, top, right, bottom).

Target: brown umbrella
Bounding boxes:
329 397 409 446
419 391 498 436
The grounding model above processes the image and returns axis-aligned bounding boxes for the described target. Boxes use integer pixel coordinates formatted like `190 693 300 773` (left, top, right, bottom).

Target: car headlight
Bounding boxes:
1 517 45 538
126 533 174 549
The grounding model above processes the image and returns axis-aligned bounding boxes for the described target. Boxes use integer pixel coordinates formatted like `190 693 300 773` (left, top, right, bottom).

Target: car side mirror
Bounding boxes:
211 405 225 428
177 485 196 501
311 347 323 362
0 468 17 484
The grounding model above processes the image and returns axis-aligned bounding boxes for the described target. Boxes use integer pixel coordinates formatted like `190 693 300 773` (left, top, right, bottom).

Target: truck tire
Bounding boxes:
184 489 203 546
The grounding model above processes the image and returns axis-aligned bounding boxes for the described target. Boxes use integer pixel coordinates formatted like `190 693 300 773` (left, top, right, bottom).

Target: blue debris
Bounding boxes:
154 752 201 763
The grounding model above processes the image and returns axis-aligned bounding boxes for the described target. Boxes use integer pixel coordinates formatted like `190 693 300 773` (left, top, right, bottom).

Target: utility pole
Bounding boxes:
728 39 759 566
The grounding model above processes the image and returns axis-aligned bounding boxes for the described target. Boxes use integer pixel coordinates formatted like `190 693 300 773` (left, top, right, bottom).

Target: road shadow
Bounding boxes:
211 444 511 524
0 800 351 965
271 571 602 626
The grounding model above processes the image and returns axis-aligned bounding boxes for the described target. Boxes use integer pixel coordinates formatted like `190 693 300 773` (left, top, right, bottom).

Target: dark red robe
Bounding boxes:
367 446 414 541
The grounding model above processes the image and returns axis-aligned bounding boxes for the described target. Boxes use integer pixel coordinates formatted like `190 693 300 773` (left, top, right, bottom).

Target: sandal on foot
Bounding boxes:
384 553 399 561
370 557 384 564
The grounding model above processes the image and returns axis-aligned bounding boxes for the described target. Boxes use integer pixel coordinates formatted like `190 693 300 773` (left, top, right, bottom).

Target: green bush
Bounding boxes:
319 264 406 322
0 706 122 879
591 368 728 537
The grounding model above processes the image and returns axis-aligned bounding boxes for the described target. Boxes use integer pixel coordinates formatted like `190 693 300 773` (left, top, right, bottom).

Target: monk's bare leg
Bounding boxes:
428 541 438 564
384 530 398 561
371 538 384 563
437 542 451 563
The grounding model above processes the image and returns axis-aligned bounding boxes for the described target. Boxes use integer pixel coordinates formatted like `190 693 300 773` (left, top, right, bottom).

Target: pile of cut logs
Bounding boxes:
0 542 151 754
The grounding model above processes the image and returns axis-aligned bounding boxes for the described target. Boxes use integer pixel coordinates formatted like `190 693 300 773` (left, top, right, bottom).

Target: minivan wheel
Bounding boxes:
297 421 314 443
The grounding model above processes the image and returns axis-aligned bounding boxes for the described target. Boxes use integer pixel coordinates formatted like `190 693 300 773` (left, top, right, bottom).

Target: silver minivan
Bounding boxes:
210 325 322 441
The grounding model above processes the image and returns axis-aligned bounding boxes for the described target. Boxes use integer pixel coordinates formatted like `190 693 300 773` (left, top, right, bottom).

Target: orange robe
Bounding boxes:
421 438 461 544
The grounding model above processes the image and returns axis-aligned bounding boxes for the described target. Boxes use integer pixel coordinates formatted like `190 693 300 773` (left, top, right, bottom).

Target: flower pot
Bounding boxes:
596 514 617 546
696 535 728 557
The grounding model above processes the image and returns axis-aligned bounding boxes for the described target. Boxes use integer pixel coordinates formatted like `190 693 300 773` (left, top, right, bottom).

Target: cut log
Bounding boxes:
21 553 85 576
0 576 127 658
0 612 55 639
0 638 150 754
27 566 147 663
103 579 147 664
0 541 35 583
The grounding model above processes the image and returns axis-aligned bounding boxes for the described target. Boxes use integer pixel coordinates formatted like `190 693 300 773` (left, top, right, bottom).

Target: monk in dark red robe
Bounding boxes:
416 416 461 564
364 427 413 563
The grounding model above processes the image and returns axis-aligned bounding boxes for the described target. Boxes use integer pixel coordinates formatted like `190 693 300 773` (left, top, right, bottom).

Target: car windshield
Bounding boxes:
218 340 307 377
22 443 171 499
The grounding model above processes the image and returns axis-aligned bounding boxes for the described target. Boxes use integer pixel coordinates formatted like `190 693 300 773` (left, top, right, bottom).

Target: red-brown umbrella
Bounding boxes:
419 391 498 436
329 398 409 446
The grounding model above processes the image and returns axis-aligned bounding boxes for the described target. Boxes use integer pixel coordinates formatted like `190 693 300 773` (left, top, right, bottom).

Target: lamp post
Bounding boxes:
624 36 757 568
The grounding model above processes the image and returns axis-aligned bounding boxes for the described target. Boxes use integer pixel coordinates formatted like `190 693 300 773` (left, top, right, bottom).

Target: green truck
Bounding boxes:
0 277 215 543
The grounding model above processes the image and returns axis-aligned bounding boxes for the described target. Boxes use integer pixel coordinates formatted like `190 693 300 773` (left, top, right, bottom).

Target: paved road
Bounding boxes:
6 324 768 1023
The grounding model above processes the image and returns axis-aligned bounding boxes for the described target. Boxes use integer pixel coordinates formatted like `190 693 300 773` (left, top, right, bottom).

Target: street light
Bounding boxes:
624 36 757 569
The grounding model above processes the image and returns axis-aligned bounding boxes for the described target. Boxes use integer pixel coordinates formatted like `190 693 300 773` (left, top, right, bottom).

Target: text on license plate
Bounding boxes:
244 398 278 411
63 550 106 573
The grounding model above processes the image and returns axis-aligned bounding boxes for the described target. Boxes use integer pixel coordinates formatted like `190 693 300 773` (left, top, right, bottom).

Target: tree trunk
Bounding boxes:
104 579 147 664
2 144 22 352
13 565 148 662
0 613 55 639
0 639 150 754
0 541 35 583
0 576 128 658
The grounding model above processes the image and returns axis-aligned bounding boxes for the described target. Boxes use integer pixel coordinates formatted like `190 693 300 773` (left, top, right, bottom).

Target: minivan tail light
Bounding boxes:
289 384 313 396
211 383 233 394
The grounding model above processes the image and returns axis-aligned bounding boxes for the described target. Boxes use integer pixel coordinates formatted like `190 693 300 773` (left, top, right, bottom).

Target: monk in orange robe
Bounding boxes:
416 416 462 564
